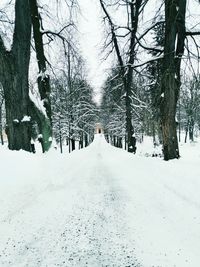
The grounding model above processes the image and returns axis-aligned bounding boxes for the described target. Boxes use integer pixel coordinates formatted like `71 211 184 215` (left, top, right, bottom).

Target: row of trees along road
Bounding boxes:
0 0 97 153
0 0 200 160
99 0 200 160
51 49 98 153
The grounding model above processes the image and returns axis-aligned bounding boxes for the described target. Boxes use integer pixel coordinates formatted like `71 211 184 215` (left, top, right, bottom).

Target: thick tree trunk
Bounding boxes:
28 99 51 152
160 72 179 160
160 0 186 160
30 0 52 152
124 0 141 153
0 0 32 151
4 66 31 151
0 104 4 145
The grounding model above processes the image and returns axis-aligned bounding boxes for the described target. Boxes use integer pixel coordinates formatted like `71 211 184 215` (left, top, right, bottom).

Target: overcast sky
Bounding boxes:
1 0 200 103
78 0 200 103
78 0 110 103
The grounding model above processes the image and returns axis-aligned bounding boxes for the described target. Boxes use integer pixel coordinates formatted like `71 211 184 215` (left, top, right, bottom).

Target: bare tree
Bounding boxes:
0 0 32 151
181 76 200 142
159 0 186 160
30 0 52 152
99 0 147 153
0 83 5 145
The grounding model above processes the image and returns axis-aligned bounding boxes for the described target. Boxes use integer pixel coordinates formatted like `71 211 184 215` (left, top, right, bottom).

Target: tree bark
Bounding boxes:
124 0 141 153
184 123 188 143
30 0 52 152
160 0 186 160
189 118 194 141
84 133 88 147
71 138 75 151
99 0 142 153
79 132 83 149
0 102 4 145
0 0 32 151
58 117 63 153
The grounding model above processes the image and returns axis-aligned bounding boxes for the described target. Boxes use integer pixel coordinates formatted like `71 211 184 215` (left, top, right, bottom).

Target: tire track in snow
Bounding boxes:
50 149 143 267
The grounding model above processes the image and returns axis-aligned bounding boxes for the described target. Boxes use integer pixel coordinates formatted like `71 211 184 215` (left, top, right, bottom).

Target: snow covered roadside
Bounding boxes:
101 138 200 267
0 135 200 267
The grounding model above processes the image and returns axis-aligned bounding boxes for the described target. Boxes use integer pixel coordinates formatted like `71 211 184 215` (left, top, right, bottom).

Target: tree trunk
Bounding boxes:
71 138 75 151
178 99 181 142
99 0 141 154
0 0 32 151
0 104 4 145
124 135 127 150
189 118 194 141
124 0 141 153
30 0 52 152
160 69 179 159
152 121 156 144
28 99 52 152
84 133 88 147
184 122 188 143
117 137 122 148
160 0 186 160
125 82 136 152
59 118 63 153
113 135 116 147
79 132 83 149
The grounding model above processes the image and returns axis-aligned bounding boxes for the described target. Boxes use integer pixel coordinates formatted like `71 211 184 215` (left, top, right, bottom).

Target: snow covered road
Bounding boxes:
0 134 200 267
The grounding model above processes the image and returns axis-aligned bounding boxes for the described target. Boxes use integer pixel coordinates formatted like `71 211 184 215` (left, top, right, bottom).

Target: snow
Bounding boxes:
21 115 31 122
175 33 178 51
0 135 200 266
29 90 47 118
37 70 49 81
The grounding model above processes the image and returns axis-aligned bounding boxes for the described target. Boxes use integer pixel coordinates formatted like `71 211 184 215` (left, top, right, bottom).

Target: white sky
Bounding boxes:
1 0 200 104
78 0 200 104
78 0 111 103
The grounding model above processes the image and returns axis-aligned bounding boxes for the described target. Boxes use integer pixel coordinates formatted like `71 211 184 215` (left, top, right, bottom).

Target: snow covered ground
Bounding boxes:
0 135 200 267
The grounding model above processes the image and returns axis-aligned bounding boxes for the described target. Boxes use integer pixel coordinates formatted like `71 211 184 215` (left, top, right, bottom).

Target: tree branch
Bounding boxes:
137 21 165 42
186 31 200 36
99 0 124 70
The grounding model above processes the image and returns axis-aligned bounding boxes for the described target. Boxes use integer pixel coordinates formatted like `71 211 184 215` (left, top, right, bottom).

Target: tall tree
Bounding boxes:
0 0 32 151
160 0 186 160
30 0 52 152
0 83 4 145
99 0 145 153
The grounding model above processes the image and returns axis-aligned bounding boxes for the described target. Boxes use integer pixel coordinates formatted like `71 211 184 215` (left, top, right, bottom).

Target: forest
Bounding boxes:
0 0 200 161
